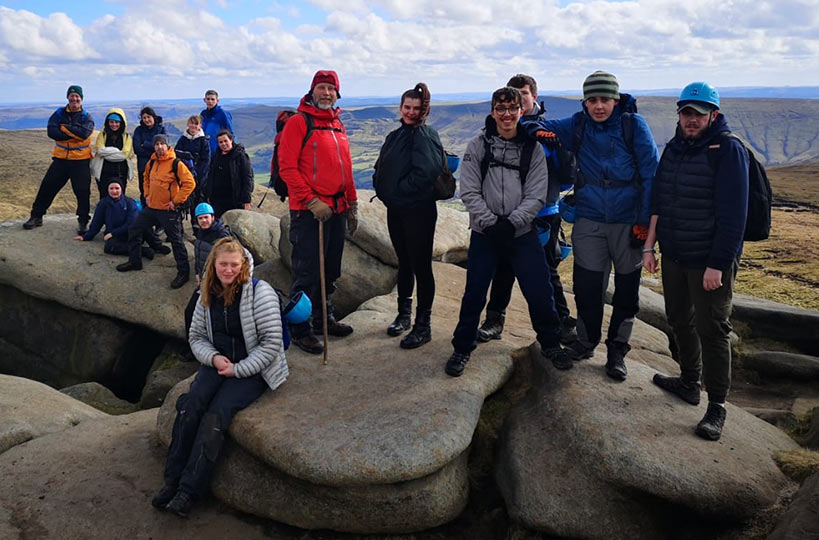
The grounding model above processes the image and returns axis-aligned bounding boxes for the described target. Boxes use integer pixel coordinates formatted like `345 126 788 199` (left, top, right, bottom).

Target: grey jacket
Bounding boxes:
189 278 288 391
459 120 549 237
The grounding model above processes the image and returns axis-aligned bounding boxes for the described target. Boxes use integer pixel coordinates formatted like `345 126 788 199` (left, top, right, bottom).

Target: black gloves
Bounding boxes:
485 217 516 246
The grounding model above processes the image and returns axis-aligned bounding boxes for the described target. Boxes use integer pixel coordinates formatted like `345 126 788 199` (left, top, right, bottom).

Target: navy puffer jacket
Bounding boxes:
133 116 166 171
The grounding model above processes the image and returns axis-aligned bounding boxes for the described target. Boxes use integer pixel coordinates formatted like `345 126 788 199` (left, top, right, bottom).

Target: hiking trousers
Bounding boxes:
31 158 91 224
127 207 190 277
164 365 267 498
452 230 561 354
571 218 641 349
662 257 737 403
387 200 437 312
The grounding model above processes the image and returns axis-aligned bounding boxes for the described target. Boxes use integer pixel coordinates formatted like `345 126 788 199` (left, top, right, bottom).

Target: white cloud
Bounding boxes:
0 7 98 60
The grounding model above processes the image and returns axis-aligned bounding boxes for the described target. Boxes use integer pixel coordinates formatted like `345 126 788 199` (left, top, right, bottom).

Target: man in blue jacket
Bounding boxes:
642 82 749 441
529 70 660 381
201 90 234 156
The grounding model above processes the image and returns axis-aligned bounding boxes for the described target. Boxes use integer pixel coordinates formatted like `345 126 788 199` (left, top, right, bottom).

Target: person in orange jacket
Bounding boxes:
24 85 95 234
278 70 358 354
116 134 195 289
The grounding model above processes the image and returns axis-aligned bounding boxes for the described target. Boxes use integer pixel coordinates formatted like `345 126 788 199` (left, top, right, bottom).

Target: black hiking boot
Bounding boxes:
652 374 702 405
170 274 189 289
316 313 353 337
565 339 595 360
291 322 323 354
605 340 630 381
155 245 172 255
477 310 505 342
542 346 573 370
387 297 412 337
445 351 470 377
141 246 155 260
559 316 578 345
151 484 177 509
76 220 89 236
696 402 727 441
23 215 43 229
116 261 142 272
400 309 431 349
165 491 193 517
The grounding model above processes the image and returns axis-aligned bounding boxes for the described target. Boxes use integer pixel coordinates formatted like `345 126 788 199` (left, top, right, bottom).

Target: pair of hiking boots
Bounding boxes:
152 485 193 517
291 314 353 354
564 339 629 381
652 374 727 441
23 215 88 236
478 310 578 345
387 298 432 349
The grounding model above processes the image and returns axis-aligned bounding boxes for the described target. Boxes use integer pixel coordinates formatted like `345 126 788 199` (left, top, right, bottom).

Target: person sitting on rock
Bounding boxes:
72 178 153 259
205 130 254 218
372 82 441 350
152 237 287 517
132 106 166 205
643 82 749 441
90 108 134 198
446 86 572 377
116 134 194 289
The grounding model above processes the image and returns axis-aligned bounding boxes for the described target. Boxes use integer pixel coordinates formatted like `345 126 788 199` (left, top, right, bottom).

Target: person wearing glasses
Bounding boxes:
445 87 572 377
526 71 659 381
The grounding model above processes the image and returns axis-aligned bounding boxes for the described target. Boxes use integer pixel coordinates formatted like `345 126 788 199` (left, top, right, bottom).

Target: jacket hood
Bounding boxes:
105 107 128 131
298 95 342 122
182 127 206 140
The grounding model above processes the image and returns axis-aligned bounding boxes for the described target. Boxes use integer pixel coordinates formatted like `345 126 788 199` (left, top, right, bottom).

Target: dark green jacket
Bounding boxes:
373 122 443 207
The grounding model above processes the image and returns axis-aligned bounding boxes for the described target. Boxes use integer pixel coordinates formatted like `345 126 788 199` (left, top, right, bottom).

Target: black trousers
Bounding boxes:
164 365 267 498
31 158 91 223
289 210 346 321
127 207 190 276
387 201 437 312
103 236 129 255
485 213 570 321
211 198 240 220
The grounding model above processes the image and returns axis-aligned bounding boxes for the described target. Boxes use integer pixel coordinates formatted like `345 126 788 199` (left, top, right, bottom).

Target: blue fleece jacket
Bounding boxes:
201 105 234 154
532 96 659 225
82 195 139 241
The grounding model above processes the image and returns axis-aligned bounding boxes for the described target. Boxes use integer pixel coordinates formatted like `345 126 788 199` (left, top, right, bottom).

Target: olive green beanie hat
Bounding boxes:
583 71 619 100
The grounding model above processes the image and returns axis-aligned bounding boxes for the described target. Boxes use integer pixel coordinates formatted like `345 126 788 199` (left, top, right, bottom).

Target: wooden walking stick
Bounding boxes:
318 220 329 365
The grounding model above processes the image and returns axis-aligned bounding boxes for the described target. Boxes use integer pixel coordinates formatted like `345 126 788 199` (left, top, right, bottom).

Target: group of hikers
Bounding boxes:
21 69 751 517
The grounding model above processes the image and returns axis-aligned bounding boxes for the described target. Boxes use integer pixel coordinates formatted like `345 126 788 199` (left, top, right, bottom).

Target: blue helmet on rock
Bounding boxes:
677 82 720 112
194 202 215 217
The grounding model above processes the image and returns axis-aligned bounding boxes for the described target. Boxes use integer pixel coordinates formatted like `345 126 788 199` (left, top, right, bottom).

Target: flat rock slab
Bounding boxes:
743 351 819 381
496 348 799 540
0 409 284 540
0 375 107 454
0 216 194 339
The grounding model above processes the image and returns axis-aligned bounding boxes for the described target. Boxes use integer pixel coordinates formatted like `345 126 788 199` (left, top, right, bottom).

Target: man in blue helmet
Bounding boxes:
525 71 660 381
642 82 749 441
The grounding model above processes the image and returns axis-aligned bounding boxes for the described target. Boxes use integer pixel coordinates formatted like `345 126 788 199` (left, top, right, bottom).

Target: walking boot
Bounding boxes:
400 309 431 349
605 340 630 381
445 351 470 377
559 316 578 345
542 346 573 370
316 313 353 337
291 321 323 354
696 402 727 441
151 484 177 509
155 245 172 255
652 374 701 405
387 297 413 336
170 274 189 289
23 215 43 229
77 219 89 236
165 491 194 517
477 310 505 342
565 339 595 360
141 246 155 260
116 261 142 272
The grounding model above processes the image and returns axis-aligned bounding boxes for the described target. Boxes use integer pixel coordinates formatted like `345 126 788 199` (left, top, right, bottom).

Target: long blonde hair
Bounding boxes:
200 238 251 307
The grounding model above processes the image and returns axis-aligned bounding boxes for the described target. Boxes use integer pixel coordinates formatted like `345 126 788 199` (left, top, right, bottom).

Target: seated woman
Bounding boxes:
73 179 155 259
152 237 287 517
91 108 134 198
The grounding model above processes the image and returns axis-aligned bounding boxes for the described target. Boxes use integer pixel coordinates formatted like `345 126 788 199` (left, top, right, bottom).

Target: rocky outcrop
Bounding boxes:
138 341 199 410
743 351 819 381
60 382 139 415
496 347 799 540
349 189 470 266
0 216 193 338
732 293 819 355
278 212 398 317
0 410 277 539
767 471 819 540
0 375 106 454
221 209 280 264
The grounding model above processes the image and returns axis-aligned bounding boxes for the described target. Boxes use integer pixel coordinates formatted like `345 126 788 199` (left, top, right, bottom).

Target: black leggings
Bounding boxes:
387 200 437 311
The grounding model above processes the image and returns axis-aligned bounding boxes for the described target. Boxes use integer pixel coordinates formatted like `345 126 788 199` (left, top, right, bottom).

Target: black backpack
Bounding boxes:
147 156 194 214
707 133 772 241
264 110 345 203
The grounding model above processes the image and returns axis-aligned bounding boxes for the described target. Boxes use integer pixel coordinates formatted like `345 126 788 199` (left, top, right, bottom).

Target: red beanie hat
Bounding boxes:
310 70 340 98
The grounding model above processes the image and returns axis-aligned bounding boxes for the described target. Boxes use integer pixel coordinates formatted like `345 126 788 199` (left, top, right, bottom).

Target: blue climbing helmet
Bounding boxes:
194 202 215 218
559 192 576 224
677 82 720 111
282 291 312 325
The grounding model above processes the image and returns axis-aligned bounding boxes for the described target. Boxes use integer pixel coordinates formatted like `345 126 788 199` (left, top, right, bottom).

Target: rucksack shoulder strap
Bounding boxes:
480 137 492 183
571 113 586 153
519 137 537 185
620 112 641 183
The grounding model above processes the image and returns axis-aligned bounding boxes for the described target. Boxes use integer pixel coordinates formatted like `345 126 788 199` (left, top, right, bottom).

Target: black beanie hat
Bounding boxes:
66 85 83 99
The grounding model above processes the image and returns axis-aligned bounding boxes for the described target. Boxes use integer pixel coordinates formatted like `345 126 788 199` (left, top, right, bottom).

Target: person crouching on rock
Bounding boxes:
152 237 287 517
116 134 194 289
446 87 572 377
372 82 440 349
72 178 154 259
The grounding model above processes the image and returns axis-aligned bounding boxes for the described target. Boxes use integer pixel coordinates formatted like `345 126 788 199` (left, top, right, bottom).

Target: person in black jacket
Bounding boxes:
132 106 166 205
642 82 749 441
372 83 442 349
175 115 211 221
206 130 253 218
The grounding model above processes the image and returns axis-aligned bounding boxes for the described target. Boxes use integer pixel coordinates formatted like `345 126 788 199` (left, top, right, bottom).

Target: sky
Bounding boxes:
0 0 818 103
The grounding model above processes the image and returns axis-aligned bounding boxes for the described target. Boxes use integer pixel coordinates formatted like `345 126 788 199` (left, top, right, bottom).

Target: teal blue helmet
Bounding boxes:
282 290 312 324
677 82 720 113
194 202 215 217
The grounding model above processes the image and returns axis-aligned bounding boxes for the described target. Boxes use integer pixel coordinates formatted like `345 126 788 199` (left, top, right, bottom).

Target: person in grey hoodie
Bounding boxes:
446 87 571 377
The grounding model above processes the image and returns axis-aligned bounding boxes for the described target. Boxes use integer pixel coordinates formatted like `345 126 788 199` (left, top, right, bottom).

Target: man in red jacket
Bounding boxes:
278 70 358 354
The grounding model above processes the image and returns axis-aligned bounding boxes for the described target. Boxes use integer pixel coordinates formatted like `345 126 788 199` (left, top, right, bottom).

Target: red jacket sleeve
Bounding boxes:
277 114 314 207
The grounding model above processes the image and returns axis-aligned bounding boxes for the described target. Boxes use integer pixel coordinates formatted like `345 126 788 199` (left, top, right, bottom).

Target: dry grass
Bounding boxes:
773 448 819 482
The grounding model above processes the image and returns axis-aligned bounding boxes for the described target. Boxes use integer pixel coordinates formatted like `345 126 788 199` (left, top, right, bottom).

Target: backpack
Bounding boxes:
252 278 291 350
147 156 194 215
707 133 772 242
264 110 345 204
479 136 537 188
